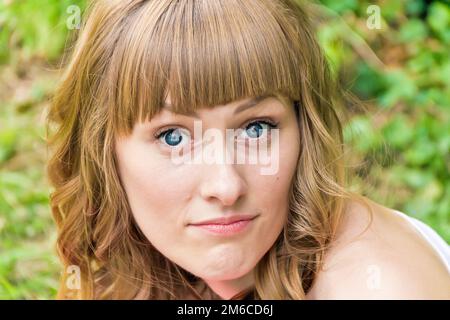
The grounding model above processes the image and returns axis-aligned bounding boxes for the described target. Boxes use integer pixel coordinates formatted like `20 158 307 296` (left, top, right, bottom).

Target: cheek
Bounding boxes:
121 160 188 208
115 140 194 239
251 168 293 223
255 128 299 197
249 129 299 220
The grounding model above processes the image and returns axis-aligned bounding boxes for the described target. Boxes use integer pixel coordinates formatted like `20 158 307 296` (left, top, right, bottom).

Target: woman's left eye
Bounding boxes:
238 120 278 140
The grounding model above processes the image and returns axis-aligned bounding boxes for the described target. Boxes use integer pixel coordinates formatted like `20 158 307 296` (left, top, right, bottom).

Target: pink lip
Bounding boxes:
190 214 257 226
189 214 258 236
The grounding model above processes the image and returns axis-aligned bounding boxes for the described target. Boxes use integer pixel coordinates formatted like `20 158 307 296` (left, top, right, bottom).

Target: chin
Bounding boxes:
197 264 254 282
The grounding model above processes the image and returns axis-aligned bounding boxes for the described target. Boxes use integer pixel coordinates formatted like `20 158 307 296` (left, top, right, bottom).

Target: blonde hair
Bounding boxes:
47 0 370 299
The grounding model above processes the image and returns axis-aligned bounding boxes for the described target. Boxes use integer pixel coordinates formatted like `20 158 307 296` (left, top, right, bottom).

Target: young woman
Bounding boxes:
46 0 450 299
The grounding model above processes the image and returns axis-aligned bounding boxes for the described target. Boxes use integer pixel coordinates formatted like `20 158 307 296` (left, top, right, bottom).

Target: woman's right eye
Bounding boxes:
155 128 191 148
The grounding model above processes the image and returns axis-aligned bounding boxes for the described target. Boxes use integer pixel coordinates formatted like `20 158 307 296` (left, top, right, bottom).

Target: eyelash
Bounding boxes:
153 117 279 141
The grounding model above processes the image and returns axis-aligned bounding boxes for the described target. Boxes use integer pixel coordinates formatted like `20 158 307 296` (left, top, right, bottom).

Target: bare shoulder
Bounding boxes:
307 197 450 299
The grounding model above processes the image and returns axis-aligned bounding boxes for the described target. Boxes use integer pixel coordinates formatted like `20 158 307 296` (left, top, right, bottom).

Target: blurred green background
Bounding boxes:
0 0 448 299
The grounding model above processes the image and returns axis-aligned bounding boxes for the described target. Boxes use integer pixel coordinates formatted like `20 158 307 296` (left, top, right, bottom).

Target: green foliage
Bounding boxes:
317 0 450 239
0 0 85 64
0 0 86 300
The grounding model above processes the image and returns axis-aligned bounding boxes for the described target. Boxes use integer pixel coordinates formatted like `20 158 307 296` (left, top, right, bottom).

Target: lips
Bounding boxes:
188 214 258 236
189 214 257 226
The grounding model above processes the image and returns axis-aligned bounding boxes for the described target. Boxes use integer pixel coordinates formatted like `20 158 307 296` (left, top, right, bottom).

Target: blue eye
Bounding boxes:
241 120 278 139
155 119 278 148
156 128 190 147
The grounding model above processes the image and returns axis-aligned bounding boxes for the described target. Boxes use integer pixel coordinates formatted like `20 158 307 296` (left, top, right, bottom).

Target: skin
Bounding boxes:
115 94 301 299
115 95 450 299
307 198 450 299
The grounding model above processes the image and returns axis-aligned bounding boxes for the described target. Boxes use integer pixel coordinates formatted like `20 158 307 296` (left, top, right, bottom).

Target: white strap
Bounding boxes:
392 210 450 274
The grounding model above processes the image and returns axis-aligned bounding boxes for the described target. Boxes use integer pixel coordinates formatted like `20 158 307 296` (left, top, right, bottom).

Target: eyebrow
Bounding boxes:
163 95 270 118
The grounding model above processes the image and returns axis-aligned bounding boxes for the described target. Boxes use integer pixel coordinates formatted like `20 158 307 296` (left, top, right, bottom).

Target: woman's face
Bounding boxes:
115 94 300 282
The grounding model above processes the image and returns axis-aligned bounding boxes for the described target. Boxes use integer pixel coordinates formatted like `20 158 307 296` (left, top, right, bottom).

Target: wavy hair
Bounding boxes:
46 0 371 299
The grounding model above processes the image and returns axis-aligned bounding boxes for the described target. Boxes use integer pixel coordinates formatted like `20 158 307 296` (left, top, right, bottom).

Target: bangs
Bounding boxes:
106 0 303 135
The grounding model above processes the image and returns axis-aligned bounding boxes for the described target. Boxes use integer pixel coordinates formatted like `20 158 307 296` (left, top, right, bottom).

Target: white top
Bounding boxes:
393 210 450 274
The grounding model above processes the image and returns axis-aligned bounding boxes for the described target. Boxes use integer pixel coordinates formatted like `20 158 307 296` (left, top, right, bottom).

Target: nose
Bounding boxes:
199 162 248 207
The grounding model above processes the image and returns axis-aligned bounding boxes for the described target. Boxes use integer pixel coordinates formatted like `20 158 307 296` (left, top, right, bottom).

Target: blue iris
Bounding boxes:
163 129 184 146
246 122 266 139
